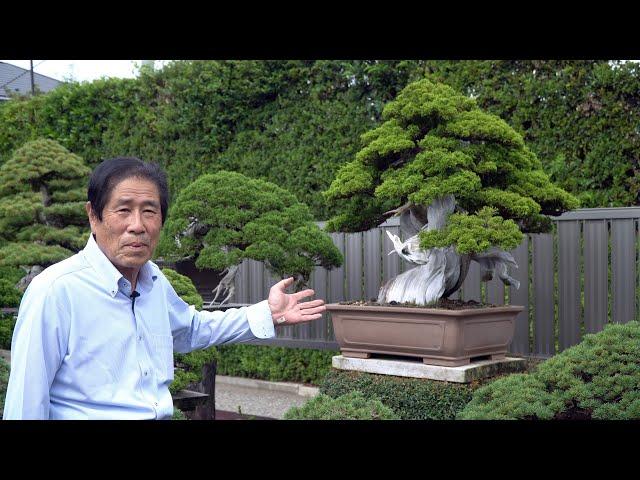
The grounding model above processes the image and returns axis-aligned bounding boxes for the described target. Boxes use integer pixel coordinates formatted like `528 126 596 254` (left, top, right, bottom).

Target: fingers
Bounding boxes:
298 306 326 316
298 299 325 309
292 289 315 301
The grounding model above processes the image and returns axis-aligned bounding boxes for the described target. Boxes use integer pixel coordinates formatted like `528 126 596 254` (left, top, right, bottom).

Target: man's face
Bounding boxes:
86 176 162 278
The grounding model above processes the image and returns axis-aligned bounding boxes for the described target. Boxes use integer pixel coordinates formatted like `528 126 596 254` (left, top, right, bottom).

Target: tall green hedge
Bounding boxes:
1 60 637 220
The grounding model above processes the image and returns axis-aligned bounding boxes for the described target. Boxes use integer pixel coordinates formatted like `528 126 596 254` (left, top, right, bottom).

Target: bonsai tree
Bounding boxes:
0 138 91 289
323 78 579 305
156 171 343 305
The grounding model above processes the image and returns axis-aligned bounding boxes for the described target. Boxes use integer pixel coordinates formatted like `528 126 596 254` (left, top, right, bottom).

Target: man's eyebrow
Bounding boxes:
114 198 161 208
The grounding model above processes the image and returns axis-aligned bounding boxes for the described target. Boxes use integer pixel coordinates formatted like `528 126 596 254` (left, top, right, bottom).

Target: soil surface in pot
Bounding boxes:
338 298 496 310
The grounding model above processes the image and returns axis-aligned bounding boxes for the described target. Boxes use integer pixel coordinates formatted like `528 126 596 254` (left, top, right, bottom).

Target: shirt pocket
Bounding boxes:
151 334 174 382
72 337 117 397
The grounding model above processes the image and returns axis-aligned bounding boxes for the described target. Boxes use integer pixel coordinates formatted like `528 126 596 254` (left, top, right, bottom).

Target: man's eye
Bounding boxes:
118 209 130 213
144 210 157 214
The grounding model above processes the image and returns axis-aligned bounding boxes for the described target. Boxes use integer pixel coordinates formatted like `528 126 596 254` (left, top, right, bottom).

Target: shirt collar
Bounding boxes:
82 234 158 298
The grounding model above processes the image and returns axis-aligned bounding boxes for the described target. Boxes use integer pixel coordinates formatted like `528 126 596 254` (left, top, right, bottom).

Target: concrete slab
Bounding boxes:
332 355 526 383
215 375 320 397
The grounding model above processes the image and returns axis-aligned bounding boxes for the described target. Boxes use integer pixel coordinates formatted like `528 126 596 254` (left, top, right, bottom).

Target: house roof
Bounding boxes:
0 62 63 100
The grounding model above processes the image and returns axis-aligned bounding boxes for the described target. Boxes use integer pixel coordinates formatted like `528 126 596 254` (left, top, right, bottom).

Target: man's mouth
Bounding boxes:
126 243 147 248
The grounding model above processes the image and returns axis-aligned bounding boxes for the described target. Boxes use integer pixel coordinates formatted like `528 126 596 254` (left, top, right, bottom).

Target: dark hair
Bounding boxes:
88 157 169 224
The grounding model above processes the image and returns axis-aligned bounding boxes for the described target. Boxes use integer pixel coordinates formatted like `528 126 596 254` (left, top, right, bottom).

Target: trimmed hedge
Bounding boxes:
172 344 338 394
284 391 399 420
319 369 477 420
458 321 640 420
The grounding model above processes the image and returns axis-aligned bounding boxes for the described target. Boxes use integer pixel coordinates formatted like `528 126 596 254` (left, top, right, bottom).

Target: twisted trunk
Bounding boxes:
377 196 519 306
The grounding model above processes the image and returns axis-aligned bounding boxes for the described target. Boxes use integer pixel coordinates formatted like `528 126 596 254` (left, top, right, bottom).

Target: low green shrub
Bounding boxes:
0 279 21 308
283 391 399 420
169 369 200 395
0 357 9 417
0 314 16 350
319 369 476 420
215 344 337 384
458 321 640 420
173 344 338 392
172 407 188 420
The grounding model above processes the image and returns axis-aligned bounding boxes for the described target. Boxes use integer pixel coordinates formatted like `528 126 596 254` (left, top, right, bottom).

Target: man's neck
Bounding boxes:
117 267 139 293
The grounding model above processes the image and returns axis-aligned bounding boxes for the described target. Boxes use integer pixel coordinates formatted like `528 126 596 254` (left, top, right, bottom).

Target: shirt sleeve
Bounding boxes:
3 278 69 420
163 274 276 353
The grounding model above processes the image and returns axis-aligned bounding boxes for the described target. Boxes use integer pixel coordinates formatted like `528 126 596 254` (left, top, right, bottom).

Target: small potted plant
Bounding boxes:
323 78 579 366
157 170 343 305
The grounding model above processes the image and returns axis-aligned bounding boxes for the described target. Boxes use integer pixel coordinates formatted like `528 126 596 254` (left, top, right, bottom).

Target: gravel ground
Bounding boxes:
215 383 312 419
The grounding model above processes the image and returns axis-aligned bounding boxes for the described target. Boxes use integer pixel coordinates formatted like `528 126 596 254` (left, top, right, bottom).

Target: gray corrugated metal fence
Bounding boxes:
235 207 640 358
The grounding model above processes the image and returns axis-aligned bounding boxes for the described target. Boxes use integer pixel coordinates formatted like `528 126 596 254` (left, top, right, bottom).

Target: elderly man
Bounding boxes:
3 158 326 420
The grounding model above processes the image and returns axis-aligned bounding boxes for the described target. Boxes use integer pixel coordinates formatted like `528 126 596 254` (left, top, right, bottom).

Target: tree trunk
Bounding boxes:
377 195 520 305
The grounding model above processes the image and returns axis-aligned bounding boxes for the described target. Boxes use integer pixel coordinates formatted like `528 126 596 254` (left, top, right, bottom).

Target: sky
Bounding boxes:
1 60 172 83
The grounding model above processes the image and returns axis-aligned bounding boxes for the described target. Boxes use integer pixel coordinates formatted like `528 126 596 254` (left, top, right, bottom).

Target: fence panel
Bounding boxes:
326 232 346 341
509 237 530 355
364 229 382 302
533 234 555 357
486 275 505 306
557 221 582 350
310 265 329 342
346 232 363 301
222 208 640 357
611 219 636 324
583 220 609 334
462 260 482 302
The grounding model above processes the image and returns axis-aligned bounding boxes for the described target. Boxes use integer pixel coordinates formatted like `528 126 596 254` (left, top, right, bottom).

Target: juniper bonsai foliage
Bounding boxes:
324 78 579 305
0 139 91 288
457 321 640 420
157 171 343 303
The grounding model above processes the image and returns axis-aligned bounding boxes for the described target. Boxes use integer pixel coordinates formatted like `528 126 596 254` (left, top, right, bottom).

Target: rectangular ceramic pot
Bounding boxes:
326 303 524 367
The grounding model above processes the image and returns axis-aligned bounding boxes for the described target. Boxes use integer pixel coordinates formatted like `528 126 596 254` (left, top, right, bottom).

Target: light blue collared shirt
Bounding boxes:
3 234 275 420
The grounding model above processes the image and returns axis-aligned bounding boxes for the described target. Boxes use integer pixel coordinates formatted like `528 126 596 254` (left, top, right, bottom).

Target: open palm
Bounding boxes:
268 277 326 325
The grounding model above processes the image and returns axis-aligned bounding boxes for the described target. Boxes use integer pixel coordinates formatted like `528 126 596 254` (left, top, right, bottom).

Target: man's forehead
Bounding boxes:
109 178 161 204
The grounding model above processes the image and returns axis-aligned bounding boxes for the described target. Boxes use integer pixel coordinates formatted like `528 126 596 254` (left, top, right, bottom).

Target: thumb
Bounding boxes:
276 277 294 291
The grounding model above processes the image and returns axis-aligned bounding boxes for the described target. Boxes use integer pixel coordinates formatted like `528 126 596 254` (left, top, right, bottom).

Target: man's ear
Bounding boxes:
85 201 96 233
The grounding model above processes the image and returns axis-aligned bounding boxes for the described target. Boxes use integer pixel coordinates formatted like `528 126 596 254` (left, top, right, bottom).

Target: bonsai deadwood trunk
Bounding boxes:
377 196 519 306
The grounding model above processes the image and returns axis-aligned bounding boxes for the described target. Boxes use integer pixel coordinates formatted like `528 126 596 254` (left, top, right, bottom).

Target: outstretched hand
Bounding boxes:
268 277 326 325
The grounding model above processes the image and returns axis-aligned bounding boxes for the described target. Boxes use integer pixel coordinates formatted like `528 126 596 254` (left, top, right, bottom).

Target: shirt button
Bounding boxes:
154 402 158 407
138 336 142 341
144 371 148 376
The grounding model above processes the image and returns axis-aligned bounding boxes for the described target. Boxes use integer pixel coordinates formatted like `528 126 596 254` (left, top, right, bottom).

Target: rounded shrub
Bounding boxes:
458 321 640 420
161 267 203 309
283 391 400 420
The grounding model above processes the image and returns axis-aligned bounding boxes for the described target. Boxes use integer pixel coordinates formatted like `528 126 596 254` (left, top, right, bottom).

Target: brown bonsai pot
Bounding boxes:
326 303 524 367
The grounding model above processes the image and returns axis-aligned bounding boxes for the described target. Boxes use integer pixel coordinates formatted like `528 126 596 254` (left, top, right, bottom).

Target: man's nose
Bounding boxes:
127 210 146 233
